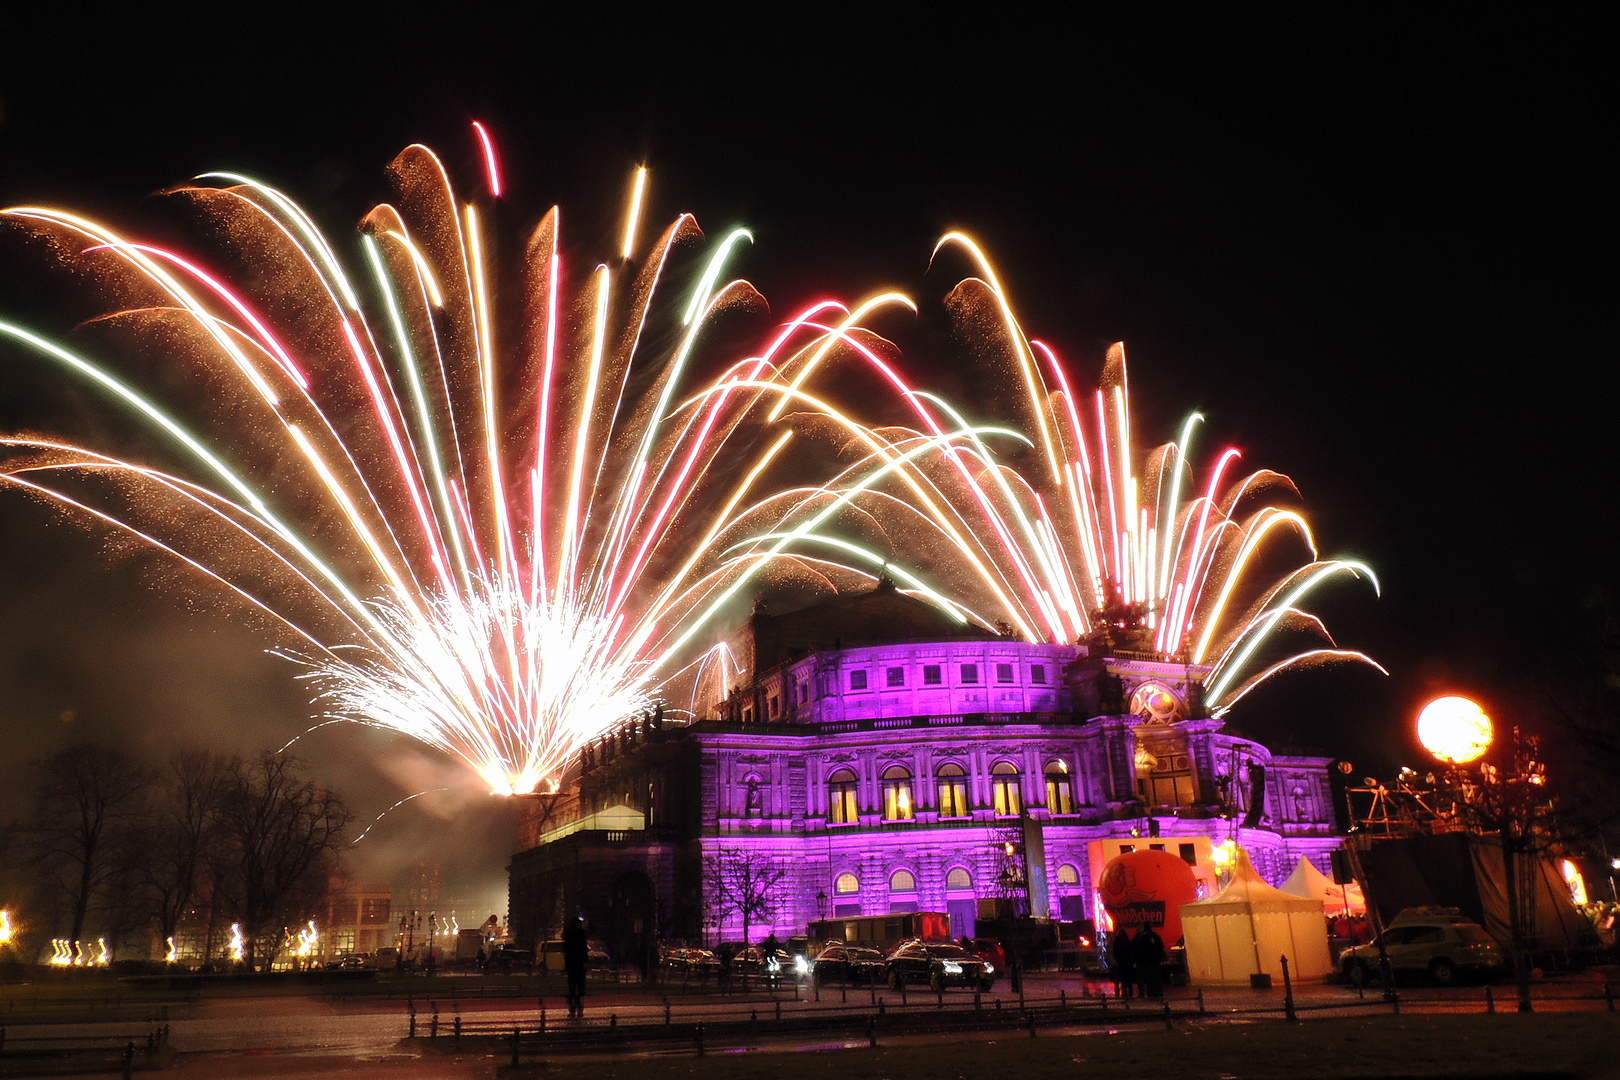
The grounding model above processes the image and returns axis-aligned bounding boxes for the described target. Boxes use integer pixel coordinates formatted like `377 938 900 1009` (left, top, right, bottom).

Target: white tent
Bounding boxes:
1179 851 1334 985
1280 855 1365 915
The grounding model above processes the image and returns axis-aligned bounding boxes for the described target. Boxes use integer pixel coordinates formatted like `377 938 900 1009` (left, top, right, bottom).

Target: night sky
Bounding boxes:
0 10 1609 899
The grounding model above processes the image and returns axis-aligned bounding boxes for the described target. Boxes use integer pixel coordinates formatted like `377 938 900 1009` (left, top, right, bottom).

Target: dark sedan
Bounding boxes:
660 946 722 980
810 943 886 985
884 939 993 992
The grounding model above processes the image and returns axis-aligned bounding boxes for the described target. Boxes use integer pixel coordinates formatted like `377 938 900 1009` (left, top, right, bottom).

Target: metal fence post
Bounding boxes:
1028 1011 1037 1038
695 1021 705 1057
776 999 782 1022
1486 985 1495 1014
867 1016 878 1047
664 997 672 1025
1281 956 1296 1023
511 1028 520 1068
453 1016 462 1048
1391 991 1400 1016
1197 989 1205 1015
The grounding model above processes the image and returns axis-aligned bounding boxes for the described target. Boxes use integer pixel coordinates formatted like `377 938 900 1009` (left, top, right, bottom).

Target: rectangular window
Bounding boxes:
960 663 979 684
1179 843 1197 866
850 670 868 690
830 785 858 825
1119 844 1134 854
769 696 779 716
1149 843 1165 852
799 682 809 703
923 664 942 685
1031 664 1046 684
996 663 1014 683
887 667 905 687
937 779 968 818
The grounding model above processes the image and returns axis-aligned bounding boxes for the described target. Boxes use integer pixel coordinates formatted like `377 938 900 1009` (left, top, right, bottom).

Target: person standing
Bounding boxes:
1108 930 1135 999
564 915 589 1018
1133 924 1166 998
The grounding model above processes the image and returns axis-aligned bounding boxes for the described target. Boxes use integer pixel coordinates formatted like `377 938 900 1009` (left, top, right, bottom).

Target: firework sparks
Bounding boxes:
0 131 1013 794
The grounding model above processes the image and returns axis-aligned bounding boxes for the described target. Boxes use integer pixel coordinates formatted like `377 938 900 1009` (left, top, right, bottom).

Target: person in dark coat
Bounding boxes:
563 915 589 1018
1133 925 1166 998
1108 930 1135 998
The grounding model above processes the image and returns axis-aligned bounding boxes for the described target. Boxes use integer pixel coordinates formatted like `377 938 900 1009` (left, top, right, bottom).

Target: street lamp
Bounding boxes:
1417 695 1493 763
815 889 827 920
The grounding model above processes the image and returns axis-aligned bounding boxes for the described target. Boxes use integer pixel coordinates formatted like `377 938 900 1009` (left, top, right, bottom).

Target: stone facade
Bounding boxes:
508 589 1345 957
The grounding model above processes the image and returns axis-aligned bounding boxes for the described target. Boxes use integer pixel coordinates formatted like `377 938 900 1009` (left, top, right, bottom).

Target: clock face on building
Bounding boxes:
1129 682 1182 722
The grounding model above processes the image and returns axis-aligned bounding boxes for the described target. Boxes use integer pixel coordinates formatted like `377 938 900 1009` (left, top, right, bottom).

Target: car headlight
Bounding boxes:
795 955 809 974
942 961 962 975
984 963 994 975
767 957 781 973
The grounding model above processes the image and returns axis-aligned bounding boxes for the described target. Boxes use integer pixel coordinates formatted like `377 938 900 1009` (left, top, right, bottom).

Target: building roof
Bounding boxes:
746 578 1001 674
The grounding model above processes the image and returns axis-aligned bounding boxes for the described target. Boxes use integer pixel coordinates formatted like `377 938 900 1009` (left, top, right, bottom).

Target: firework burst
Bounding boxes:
0 132 1017 794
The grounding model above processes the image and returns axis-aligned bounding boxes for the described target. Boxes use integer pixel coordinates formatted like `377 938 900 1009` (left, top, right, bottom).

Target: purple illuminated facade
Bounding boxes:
508 585 1345 956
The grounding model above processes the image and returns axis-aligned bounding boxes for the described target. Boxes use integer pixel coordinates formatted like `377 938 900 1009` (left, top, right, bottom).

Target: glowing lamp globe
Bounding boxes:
1417 696 1493 763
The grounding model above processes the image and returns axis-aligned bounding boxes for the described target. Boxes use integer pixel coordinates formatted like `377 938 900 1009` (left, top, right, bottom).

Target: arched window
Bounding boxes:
1044 761 1075 814
991 761 1022 816
828 768 859 825
946 867 973 890
936 762 969 818
881 764 914 821
1056 863 1080 886
834 872 860 895
889 869 916 892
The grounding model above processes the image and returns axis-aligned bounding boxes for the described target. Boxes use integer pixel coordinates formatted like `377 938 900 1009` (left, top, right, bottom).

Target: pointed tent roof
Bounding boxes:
1183 850 1324 916
1280 855 1365 914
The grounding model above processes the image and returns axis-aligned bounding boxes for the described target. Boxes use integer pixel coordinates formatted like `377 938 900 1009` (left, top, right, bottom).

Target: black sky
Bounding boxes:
0 9 1610 894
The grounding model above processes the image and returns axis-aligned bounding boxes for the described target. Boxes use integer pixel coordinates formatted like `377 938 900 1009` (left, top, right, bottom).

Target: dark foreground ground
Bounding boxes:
76 1013 1615 1080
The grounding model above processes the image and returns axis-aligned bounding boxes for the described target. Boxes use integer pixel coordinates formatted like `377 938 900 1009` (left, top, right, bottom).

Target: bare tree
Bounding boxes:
146 750 228 950
704 848 786 944
214 752 351 970
27 744 150 949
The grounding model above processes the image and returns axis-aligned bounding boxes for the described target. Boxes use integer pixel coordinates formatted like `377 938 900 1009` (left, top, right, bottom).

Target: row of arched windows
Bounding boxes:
826 760 1076 823
833 862 1083 895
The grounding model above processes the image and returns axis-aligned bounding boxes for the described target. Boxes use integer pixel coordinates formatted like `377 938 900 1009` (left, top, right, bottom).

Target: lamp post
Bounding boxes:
1418 694 1549 1014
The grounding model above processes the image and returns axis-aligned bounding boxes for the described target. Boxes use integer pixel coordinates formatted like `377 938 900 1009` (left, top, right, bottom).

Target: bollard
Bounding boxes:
611 1013 618 1028
776 999 782 1022
429 1012 439 1039
695 1021 705 1057
867 1016 878 1047
815 979 821 1002
1606 982 1614 1013
870 985 876 1006
540 1004 546 1031
1100 994 1107 1016
664 997 672 1025
841 982 847 1004
995 998 1002 1012
1027 1011 1037 1038
453 1015 462 1049
512 1028 521 1068
974 989 981 1010
1391 992 1400 1016
408 1009 417 1039
146 1031 155 1058
122 1042 135 1080
1486 985 1495 1014
1060 989 1067 1013
878 997 886 1015
1162 1001 1173 1031
900 982 907 1007
938 982 944 1009
1018 978 1025 1012
1281 955 1296 1023
750 1008 757 1031
1197 989 1206 1015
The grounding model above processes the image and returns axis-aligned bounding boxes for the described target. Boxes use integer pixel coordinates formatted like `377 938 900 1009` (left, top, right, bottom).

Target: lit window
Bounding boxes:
996 663 1014 683
1044 761 1074 814
960 663 979 684
850 670 868 691
946 867 972 890
835 872 860 895
881 764 914 821
828 769 859 825
887 667 905 688
991 761 1021 816
936 763 968 818
1031 665 1046 685
1056 863 1080 885
890 869 916 892
923 664 942 685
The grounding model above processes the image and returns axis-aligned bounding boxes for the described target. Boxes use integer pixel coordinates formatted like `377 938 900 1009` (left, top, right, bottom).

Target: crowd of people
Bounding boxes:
1106 926 1167 998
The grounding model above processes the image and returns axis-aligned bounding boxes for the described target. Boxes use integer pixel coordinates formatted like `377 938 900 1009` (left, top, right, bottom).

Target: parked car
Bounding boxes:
729 945 794 981
884 939 993 992
964 938 1006 984
486 945 536 974
1338 908 1503 985
660 946 722 980
810 943 886 986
